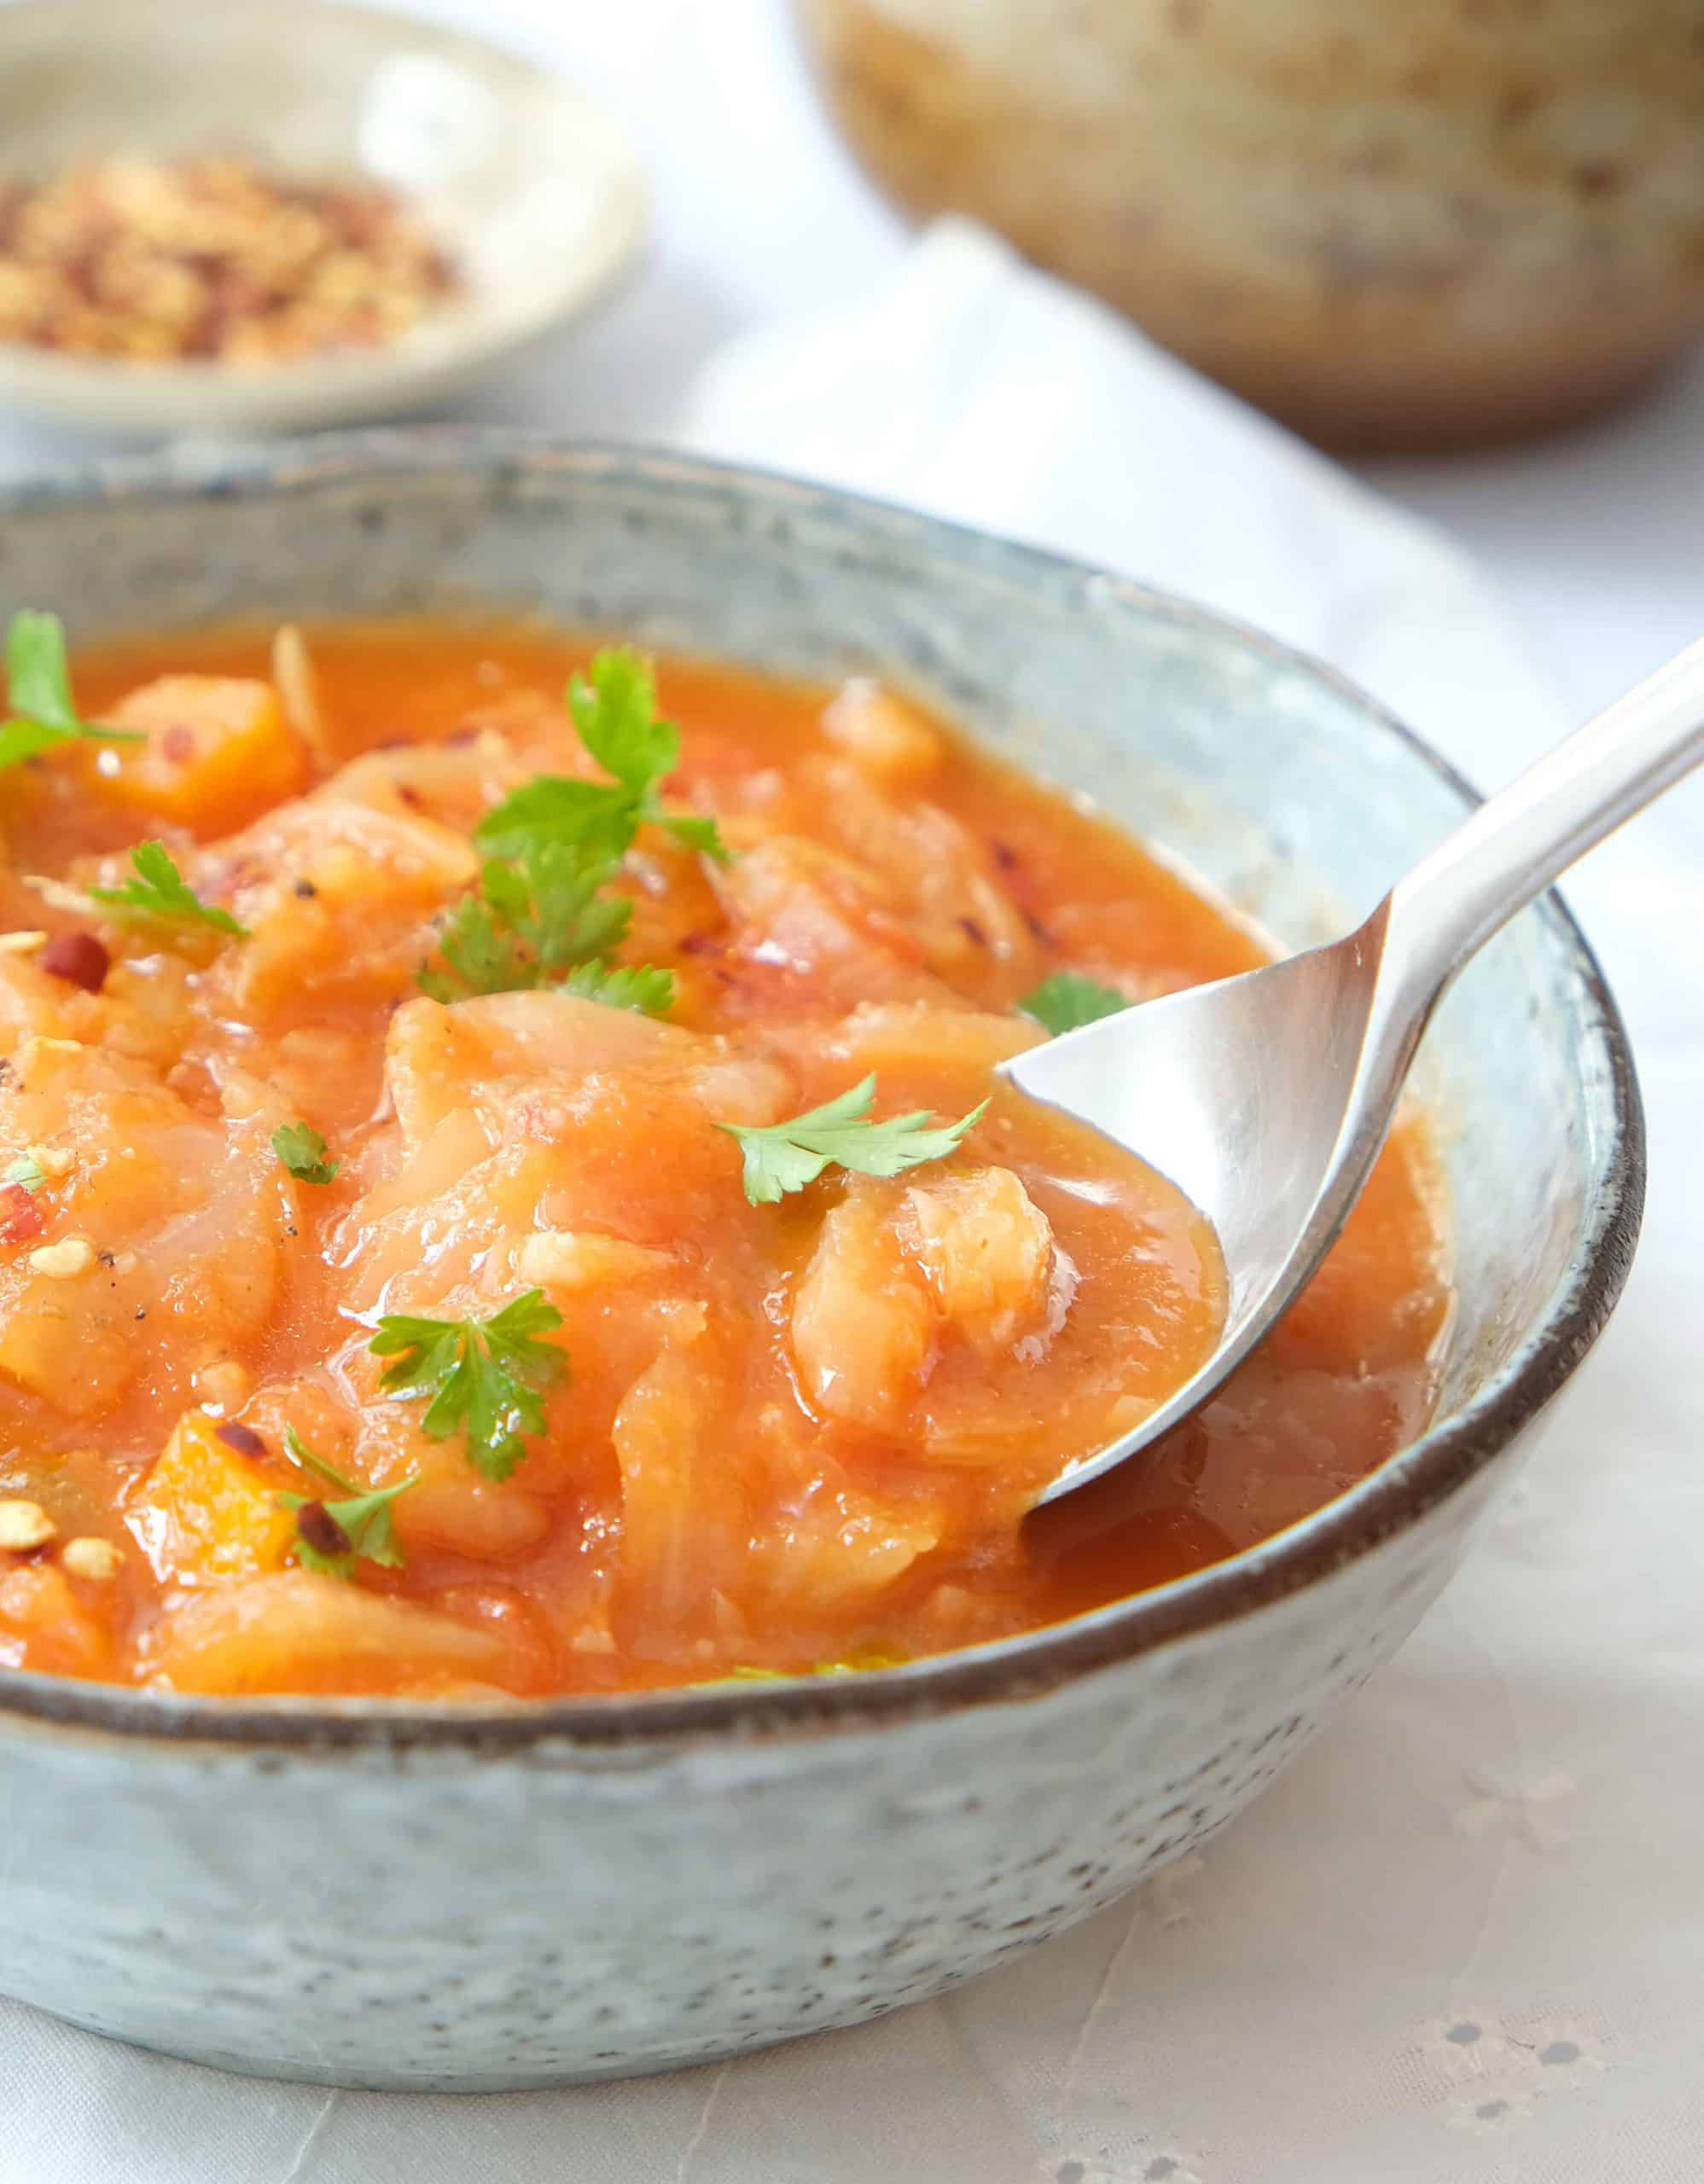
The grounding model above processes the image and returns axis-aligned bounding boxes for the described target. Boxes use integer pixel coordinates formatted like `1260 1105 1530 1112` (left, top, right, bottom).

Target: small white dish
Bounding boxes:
0 0 647 437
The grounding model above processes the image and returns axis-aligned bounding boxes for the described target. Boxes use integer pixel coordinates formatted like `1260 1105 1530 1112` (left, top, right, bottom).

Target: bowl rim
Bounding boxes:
0 0 648 430
0 428 1647 1750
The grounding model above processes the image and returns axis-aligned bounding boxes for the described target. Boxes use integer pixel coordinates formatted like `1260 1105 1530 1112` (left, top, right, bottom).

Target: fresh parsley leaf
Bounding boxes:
654 810 727 858
3 1153 45 1194
474 775 637 866
277 1426 417 1578
420 843 664 1008
0 610 142 773
369 1288 567 1480
474 646 729 868
1018 972 1130 1037
90 839 247 938
424 648 722 1006
272 1122 340 1185
418 886 524 1003
281 1426 357 1495
503 843 631 977
560 959 675 1015
719 1074 988 1206
567 648 679 795
5 612 80 734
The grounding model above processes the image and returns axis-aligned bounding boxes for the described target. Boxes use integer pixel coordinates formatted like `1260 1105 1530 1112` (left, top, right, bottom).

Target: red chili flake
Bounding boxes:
160 725 196 764
38 931 109 992
445 727 480 747
991 839 1021 873
0 1184 45 1246
62 248 101 305
1021 908 1053 947
678 930 725 958
395 783 423 810
215 1420 266 1458
292 878 318 899
295 1501 351 1558
959 915 988 949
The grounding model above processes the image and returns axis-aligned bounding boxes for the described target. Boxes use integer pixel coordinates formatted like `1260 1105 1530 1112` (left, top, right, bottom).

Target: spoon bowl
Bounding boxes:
1013 634 1704 1503
1007 900 1396 1502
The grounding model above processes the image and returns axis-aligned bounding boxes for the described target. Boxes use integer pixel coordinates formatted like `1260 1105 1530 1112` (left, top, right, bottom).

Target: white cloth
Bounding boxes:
7 67 1704 2184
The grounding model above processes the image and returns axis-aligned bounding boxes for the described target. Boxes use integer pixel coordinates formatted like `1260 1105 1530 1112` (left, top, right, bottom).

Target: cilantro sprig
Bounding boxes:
369 1288 567 1480
1018 972 1130 1037
272 1122 340 1185
476 650 729 868
421 648 715 1008
560 960 674 1014
1 610 142 774
419 839 666 1012
719 1075 988 1206
277 1426 417 1579
90 839 247 938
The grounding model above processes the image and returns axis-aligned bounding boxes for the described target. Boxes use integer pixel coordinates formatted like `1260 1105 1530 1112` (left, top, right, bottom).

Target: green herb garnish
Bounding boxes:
719 1074 987 1207
90 840 247 938
369 1288 567 1480
419 648 716 1007
0 611 142 774
272 1122 340 1185
277 1426 417 1579
476 649 730 868
559 959 676 1015
1017 972 1130 1037
418 839 665 1011
3 1153 45 1194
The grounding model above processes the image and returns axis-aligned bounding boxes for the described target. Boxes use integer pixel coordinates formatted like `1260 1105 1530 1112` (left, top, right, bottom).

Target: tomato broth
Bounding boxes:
0 624 1447 1696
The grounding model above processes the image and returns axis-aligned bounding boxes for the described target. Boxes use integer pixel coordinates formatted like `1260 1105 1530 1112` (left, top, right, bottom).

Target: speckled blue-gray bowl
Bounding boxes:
0 434 1642 2090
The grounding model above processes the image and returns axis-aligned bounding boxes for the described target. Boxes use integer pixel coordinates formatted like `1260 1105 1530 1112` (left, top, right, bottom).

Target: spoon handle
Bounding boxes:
1381 634 1704 1009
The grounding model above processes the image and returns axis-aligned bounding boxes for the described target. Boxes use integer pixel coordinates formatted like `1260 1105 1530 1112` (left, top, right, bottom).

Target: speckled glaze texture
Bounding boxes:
0 437 1643 2090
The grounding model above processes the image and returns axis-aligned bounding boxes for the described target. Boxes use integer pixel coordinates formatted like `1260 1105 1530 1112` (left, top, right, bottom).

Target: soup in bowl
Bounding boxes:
0 619 1445 1697
0 438 1639 2088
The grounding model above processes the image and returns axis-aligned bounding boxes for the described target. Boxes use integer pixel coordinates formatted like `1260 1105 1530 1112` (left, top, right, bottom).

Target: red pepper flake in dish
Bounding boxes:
0 1182 45 1245
214 1420 267 1458
38 930 109 991
294 1500 352 1560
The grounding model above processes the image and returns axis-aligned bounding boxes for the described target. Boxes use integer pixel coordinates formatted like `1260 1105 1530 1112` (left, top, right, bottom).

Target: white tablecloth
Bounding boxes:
3 6 1702 2179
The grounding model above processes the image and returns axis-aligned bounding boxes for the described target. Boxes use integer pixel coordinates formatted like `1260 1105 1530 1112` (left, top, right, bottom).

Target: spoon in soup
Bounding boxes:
1006 634 1704 1506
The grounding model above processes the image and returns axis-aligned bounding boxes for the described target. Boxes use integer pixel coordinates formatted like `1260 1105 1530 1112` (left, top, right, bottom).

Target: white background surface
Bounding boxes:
2 6 1701 2181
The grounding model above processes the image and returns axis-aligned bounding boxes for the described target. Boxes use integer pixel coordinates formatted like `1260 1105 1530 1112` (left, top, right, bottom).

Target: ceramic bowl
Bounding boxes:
0 434 1643 2090
0 0 646 436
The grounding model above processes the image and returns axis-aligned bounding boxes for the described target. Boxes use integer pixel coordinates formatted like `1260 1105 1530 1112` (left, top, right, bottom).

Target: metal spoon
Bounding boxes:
1005 636 1704 1506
